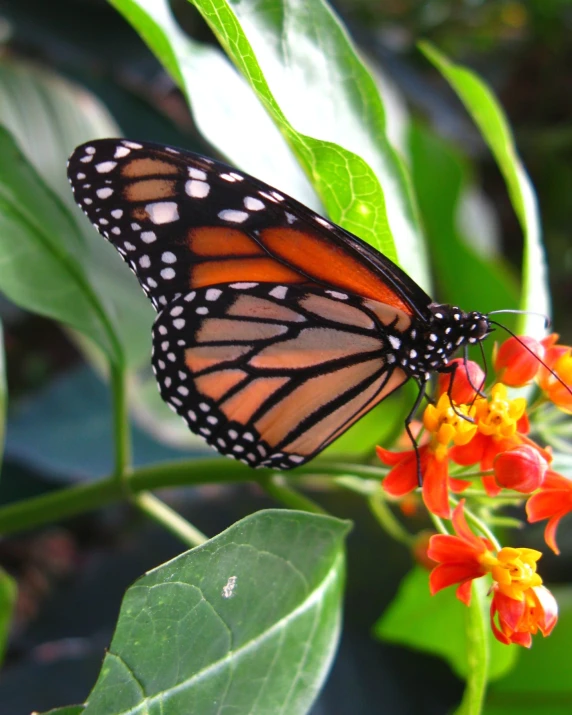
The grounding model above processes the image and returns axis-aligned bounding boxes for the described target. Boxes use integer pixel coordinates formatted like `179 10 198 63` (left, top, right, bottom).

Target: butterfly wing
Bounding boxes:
67 138 425 467
153 282 409 468
67 139 432 319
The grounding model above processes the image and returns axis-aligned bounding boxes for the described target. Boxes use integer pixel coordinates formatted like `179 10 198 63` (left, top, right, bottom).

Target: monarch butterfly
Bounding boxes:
67 139 490 470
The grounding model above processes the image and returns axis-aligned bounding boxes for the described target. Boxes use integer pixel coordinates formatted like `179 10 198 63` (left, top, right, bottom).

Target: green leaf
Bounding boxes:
419 42 549 337
38 707 85 715
0 320 6 469
0 565 16 666
0 60 153 369
409 122 519 316
0 126 122 365
79 510 349 715
485 585 572 715
108 0 318 209
374 567 517 682
109 0 429 287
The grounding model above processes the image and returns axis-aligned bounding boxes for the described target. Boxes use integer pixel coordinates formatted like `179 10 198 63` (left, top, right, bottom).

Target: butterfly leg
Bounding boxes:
404 380 428 487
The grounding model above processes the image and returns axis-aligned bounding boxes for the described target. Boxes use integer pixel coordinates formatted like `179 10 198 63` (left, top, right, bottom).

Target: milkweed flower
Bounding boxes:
427 500 493 605
378 393 476 518
490 584 558 647
493 445 548 493
428 501 558 647
538 334 572 412
494 336 544 387
450 383 550 496
438 358 485 404
526 470 572 554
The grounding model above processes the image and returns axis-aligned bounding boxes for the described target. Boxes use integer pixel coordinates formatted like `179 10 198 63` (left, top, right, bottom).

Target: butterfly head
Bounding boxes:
402 304 490 382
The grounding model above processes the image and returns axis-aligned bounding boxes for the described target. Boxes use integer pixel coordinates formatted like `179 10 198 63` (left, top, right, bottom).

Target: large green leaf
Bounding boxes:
409 122 519 317
0 126 122 365
0 320 5 469
109 0 318 210
0 566 16 666
109 0 429 287
0 61 153 369
420 42 549 337
374 567 517 682
78 510 348 714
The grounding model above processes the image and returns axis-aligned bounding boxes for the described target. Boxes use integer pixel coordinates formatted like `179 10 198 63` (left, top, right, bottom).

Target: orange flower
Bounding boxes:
427 501 492 605
538 334 572 412
493 445 548 493
494 335 544 387
438 358 485 404
378 394 476 518
490 585 558 648
526 470 572 554
428 501 558 646
450 384 549 496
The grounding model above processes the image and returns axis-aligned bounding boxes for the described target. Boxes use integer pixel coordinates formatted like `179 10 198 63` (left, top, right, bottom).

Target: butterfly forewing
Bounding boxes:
152 282 409 468
67 139 430 317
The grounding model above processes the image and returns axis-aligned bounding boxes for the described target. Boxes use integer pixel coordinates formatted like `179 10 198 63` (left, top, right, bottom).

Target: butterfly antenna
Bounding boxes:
488 319 572 398
488 308 551 329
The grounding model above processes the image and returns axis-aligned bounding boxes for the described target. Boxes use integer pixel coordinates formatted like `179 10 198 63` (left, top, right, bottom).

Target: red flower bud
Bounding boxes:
494 336 544 387
412 530 437 571
493 445 548 493
438 358 485 404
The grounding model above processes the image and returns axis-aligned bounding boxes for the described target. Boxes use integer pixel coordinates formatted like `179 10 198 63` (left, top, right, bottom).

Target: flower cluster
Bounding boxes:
377 333 572 647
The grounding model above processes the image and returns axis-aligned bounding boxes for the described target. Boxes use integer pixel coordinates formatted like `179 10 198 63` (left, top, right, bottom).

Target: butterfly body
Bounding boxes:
67 139 490 468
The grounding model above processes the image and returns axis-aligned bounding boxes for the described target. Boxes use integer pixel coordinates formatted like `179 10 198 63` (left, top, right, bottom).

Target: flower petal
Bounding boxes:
429 562 484 596
422 453 450 518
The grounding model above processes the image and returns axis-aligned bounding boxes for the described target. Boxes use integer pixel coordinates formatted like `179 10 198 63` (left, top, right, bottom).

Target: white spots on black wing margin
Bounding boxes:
326 290 348 300
218 209 248 224
186 180 210 199
269 285 288 300
95 161 117 174
114 146 131 159
230 282 258 289
244 196 265 211
146 201 179 224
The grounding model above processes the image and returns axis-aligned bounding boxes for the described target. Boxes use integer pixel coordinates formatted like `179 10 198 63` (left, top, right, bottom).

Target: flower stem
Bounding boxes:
133 491 207 547
454 580 490 715
261 475 327 514
463 506 502 551
368 487 414 546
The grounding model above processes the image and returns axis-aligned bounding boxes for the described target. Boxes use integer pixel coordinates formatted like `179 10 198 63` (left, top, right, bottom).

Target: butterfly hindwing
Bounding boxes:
152 282 409 468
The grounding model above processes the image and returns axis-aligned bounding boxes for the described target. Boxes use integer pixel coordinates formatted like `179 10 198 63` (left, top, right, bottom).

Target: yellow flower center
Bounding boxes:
554 351 572 385
474 383 526 440
480 546 543 600
423 393 477 460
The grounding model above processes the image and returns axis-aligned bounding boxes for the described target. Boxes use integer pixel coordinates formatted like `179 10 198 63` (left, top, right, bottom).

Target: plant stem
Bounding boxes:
261 475 327 515
455 580 490 715
0 458 377 536
134 491 207 547
111 364 132 481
